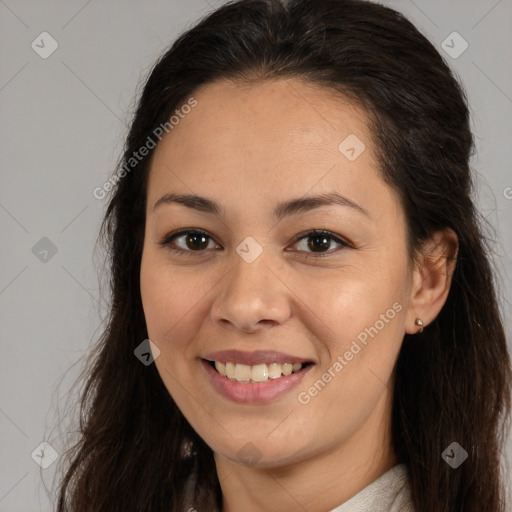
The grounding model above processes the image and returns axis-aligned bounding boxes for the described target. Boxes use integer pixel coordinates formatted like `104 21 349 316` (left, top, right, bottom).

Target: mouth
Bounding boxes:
200 349 316 403
201 357 314 403
204 359 314 383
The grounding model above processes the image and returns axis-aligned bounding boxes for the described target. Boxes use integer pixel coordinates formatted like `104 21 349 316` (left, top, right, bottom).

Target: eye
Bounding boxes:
160 228 352 258
288 229 352 257
160 228 220 256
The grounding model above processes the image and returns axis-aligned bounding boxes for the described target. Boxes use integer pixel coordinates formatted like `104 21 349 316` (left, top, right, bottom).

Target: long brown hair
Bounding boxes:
54 0 512 510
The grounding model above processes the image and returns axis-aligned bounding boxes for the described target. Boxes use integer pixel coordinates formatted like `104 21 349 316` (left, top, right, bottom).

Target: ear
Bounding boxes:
405 228 459 334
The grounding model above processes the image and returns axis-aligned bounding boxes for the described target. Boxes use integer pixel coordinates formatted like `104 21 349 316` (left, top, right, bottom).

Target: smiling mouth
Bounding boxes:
205 359 314 383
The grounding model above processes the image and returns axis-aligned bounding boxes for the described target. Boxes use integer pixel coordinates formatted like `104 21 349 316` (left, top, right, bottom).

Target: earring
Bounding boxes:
415 318 424 333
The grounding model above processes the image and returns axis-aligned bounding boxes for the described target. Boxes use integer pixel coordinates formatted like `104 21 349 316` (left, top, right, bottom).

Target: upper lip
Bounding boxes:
203 350 314 366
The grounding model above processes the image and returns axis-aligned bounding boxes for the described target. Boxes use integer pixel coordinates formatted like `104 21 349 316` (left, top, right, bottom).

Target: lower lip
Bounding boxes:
201 359 313 404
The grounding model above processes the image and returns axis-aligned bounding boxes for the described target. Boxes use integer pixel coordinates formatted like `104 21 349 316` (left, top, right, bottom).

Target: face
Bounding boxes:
140 78 413 470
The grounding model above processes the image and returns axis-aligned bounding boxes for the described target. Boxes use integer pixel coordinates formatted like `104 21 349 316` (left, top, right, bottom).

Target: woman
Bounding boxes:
55 0 512 510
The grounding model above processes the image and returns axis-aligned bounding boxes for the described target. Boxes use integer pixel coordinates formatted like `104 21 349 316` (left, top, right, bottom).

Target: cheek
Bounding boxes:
297 259 407 348
140 251 217 357
140 254 205 406
140 252 189 343
300 258 408 410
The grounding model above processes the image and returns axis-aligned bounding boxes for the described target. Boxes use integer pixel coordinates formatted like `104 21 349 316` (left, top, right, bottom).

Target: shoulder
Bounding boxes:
329 464 415 512
390 464 415 512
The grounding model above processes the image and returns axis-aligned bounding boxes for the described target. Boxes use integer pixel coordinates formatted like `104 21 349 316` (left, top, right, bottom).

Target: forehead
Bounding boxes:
155 77 372 159
146 78 396 224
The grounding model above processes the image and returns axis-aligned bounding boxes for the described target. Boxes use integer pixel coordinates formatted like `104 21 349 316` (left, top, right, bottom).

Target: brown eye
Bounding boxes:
182 232 209 251
161 229 219 255
307 234 333 252
290 230 352 257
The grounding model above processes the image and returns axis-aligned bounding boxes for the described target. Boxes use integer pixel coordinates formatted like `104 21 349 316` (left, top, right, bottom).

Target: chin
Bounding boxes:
212 437 311 470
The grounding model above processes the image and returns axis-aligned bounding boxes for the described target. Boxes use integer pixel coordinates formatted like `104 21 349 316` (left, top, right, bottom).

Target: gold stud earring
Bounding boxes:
415 318 424 333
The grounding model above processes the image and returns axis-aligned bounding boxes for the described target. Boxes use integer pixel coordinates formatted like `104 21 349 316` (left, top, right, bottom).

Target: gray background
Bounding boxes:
1 0 511 510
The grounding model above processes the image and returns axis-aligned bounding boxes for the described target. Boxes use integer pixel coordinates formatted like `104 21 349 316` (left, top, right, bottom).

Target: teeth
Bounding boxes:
225 362 236 379
215 361 226 376
282 363 292 376
268 363 282 379
252 364 268 382
212 361 305 382
235 363 252 382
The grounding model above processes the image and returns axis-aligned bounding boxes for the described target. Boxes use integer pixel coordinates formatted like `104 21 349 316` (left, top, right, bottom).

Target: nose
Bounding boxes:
211 250 291 334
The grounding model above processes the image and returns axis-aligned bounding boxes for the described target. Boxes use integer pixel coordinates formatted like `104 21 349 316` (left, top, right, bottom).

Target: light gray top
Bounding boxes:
329 464 414 512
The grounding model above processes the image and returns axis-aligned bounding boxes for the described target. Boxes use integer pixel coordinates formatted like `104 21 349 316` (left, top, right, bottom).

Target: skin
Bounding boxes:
139 78 458 512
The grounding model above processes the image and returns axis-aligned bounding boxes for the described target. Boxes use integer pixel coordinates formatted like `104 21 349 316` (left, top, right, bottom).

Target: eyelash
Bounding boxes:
159 228 352 258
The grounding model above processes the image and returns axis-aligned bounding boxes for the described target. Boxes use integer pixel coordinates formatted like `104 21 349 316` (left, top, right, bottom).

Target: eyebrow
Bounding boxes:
152 191 370 220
